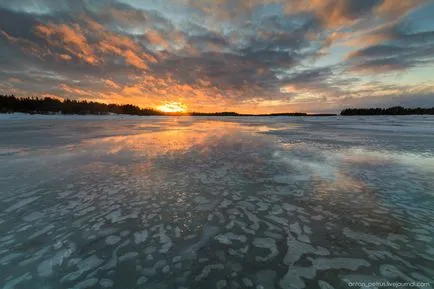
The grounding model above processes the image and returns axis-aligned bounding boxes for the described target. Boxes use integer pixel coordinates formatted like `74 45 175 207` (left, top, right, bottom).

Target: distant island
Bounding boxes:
0 95 335 117
340 106 434 115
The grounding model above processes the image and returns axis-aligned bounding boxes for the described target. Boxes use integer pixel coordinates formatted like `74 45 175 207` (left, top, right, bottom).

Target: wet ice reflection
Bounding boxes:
0 116 433 289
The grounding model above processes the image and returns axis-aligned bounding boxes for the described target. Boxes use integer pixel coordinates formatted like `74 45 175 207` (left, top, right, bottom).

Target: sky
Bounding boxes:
0 0 433 113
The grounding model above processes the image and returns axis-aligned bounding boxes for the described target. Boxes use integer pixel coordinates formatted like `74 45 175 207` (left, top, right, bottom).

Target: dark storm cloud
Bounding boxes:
346 21 434 73
281 67 332 85
349 44 405 58
315 0 383 27
145 13 320 98
0 8 44 42
88 2 174 33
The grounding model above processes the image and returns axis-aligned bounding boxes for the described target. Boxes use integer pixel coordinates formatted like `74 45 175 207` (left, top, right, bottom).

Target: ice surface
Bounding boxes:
0 115 433 288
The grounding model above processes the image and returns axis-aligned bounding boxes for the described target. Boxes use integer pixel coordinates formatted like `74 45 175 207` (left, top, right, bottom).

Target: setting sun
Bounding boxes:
157 102 188 113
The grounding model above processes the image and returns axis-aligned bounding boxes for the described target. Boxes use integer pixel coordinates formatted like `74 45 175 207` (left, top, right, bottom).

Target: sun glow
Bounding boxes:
157 102 188 113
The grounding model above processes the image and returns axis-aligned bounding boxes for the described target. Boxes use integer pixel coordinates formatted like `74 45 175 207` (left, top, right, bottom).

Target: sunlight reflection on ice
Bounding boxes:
0 116 433 289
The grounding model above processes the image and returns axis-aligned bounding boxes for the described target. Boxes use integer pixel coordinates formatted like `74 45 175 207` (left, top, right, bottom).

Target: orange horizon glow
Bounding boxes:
157 102 188 113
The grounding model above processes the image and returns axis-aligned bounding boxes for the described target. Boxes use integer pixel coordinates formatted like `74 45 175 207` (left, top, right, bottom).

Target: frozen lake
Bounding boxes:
0 115 433 289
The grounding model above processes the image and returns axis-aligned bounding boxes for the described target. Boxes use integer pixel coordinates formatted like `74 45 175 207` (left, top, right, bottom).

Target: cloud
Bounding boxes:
0 0 433 113
376 0 428 18
35 23 98 64
281 67 332 85
123 50 149 70
308 0 384 27
346 23 434 73
103 79 121 89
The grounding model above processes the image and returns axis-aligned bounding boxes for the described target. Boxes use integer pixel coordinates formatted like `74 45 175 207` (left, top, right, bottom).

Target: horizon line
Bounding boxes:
2 94 434 116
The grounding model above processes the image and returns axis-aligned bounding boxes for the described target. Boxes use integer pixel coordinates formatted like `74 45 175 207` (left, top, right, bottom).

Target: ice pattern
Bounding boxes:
0 115 433 289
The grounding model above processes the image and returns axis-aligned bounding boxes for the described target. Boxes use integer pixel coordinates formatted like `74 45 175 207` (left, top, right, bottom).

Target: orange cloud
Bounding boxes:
99 40 123 55
124 50 149 70
33 18 157 69
82 17 158 68
146 30 168 48
58 83 93 96
35 23 98 64
122 84 144 96
103 79 121 89
58 54 72 61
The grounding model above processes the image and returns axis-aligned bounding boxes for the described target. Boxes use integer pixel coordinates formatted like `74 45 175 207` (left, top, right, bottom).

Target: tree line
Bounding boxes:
341 106 434 115
0 95 163 116
0 94 316 117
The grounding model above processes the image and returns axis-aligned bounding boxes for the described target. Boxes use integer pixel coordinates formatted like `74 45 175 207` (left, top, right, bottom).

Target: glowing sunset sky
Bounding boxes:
0 0 433 113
